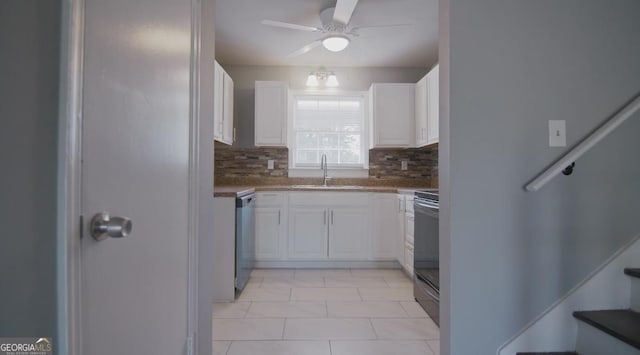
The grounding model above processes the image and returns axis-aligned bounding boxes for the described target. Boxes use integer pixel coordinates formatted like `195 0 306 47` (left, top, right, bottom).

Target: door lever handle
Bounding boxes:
90 212 132 241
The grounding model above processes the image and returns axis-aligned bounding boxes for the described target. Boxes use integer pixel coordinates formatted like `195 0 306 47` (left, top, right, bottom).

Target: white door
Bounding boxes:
79 0 193 353
328 208 369 260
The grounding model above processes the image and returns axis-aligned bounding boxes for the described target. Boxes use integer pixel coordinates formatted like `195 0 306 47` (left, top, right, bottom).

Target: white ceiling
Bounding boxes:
215 0 439 68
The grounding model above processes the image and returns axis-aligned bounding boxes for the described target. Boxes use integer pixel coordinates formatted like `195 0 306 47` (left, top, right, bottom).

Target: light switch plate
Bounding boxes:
267 159 275 170
549 120 566 147
401 160 408 171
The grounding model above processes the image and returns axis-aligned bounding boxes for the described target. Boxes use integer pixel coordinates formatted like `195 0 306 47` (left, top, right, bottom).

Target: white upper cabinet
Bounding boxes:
415 64 439 147
426 64 439 145
214 61 234 145
255 81 288 147
415 74 429 147
369 83 415 148
213 62 224 141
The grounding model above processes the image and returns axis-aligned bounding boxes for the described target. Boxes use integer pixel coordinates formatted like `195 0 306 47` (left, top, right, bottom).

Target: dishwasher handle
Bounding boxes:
236 194 255 207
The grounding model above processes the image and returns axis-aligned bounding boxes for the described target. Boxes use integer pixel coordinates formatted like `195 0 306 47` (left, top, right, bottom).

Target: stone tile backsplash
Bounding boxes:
214 142 288 178
214 141 438 187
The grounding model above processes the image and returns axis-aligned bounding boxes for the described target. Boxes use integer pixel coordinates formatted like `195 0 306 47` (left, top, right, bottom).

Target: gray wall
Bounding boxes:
441 1 640 354
0 0 61 339
222 65 430 147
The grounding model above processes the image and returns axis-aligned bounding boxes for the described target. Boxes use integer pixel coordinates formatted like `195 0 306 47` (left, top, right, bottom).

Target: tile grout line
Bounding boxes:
281 317 287 340
368 317 379 340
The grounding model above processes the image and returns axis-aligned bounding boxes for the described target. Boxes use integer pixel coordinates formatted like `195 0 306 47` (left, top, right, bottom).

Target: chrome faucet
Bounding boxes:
320 153 330 186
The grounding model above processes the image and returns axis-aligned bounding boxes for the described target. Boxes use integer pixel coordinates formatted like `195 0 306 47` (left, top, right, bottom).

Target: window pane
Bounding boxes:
297 100 317 110
340 134 361 151
319 133 339 149
340 150 361 164
296 150 317 164
319 150 339 164
318 100 340 111
293 95 364 168
296 132 318 149
340 100 360 111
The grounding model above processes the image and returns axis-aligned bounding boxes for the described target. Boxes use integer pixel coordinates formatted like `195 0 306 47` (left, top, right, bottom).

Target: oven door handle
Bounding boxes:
414 199 439 210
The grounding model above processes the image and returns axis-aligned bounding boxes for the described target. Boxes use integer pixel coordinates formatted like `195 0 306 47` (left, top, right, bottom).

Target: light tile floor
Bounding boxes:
213 268 440 355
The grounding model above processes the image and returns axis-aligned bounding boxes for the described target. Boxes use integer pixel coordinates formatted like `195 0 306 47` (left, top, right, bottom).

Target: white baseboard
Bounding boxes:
498 234 640 355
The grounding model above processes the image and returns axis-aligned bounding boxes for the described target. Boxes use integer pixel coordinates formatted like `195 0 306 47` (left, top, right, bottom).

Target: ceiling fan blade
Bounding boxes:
286 40 322 57
261 19 322 32
349 23 413 36
333 0 359 25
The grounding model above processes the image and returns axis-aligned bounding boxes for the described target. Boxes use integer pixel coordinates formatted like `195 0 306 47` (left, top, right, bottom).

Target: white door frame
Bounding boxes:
56 0 203 353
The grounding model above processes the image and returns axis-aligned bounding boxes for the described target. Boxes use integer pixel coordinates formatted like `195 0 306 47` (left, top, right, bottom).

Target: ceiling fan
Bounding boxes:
260 0 411 57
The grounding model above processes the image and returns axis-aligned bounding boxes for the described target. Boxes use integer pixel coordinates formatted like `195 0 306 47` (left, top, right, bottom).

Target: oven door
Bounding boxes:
413 198 439 288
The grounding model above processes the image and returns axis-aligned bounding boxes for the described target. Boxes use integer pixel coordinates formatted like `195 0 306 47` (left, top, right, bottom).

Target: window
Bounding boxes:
290 94 367 169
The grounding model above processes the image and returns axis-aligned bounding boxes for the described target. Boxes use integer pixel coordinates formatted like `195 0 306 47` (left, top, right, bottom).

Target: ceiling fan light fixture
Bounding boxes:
326 73 339 87
322 35 350 52
306 73 319 87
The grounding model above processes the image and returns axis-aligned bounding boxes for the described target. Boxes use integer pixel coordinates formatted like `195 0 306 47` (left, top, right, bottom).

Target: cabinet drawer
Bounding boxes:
256 192 285 207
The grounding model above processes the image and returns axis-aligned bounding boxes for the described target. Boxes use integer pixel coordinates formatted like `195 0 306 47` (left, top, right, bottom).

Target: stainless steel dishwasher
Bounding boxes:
235 193 255 291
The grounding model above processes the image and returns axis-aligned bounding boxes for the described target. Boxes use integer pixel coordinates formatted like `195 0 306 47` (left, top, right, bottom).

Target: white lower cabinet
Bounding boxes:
403 194 415 276
288 207 328 260
329 207 369 260
396 194 406 265
255 207 284 260
288 192 370 261
371 194 399 260
255 192 287 261
255 191 411 265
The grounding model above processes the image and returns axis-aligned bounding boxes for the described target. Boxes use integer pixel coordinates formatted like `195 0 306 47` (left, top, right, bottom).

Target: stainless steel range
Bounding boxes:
413 190 439 325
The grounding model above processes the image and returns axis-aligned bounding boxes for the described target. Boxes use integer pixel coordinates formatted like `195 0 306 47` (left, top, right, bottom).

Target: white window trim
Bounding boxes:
287 89 369 178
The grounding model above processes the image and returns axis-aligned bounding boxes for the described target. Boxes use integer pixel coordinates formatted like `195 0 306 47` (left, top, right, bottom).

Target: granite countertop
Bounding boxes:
213 186 255 198
254 185 403 193
214 185 432 195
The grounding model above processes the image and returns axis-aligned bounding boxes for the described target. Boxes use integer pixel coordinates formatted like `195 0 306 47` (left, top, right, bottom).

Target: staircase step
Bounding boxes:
573 309 640 350
625 268 640 279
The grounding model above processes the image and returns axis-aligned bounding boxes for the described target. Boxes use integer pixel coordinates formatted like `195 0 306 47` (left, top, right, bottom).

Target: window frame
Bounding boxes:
287 90 369 175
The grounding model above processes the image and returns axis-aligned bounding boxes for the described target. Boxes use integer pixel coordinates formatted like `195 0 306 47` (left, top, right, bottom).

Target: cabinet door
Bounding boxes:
396 195 406 265
288 207 328 260
329 207 369 260
255 81 287 147
255 207 283 260
426 64 439 145
370 83 415 148
213 61 224 141
221 71 234 144
371 194 398 260
415 75 428 147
